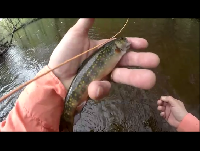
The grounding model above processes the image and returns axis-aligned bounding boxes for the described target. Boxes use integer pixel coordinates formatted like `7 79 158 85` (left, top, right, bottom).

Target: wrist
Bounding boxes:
176 113 199 132
178 111 188 122
174 111 188 129
175 112 188 129
57 76 74 91
47 64 74 91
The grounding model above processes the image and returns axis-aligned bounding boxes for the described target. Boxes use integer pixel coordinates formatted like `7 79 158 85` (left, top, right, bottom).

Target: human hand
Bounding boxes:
48 18 160 111
157 96 188 128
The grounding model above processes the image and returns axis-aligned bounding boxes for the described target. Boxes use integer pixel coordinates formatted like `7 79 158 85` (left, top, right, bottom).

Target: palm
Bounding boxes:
49 28 107 80
49 18 160 101
60 30 90 77
165 105 179 128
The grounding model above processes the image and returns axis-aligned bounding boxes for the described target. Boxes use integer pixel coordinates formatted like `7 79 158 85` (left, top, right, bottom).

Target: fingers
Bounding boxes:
157 105 166 112
157 99 166 114
94 38 149 50
75 80 111 112
119 52 160 68
72 18 95 33
93 37 149 50
93 38 160 69
157 100 163 106
160 112 165 118
111 68 156 89
88 81 111 100
157 100 166 118
126 37 148 49
94 40 160 69
160 96 178 107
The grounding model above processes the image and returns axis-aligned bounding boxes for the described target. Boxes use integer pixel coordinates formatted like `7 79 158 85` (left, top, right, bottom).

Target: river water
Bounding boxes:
0 18 199 132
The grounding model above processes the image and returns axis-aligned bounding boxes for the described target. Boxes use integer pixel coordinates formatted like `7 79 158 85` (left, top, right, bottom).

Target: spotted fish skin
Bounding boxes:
62 37 131 132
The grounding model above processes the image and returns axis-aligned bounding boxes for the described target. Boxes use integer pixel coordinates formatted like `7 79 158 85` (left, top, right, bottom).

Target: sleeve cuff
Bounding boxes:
177 113 200 132
38 66 67 99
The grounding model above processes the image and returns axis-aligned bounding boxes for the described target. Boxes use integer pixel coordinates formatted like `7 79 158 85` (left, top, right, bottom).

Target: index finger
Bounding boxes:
126 37 148 49
118 51 160 68
92 37 149 50
160 96 177 107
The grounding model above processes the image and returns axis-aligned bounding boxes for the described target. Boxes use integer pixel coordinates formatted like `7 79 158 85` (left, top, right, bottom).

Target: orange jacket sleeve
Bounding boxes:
0 66 67 132
177 113 199 132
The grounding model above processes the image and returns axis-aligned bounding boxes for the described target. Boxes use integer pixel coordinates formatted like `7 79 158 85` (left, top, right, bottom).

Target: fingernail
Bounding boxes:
161 96 166 100
96 86 103 98
110 73 113 81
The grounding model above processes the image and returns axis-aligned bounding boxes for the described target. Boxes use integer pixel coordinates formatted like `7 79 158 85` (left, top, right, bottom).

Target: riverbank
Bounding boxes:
0 42 13 55
0 18 42 41
0 18 42 44
0 18 42 55
0 47 9 55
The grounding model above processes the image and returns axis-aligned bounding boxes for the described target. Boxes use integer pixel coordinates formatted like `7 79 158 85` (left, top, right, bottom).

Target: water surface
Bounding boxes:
0 18 199 131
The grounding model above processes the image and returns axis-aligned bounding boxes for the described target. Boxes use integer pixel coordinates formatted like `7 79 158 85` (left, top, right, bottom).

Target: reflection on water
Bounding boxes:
0 18 199 131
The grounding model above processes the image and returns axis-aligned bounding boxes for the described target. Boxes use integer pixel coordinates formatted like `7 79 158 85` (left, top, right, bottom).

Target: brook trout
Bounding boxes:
60 37 131 132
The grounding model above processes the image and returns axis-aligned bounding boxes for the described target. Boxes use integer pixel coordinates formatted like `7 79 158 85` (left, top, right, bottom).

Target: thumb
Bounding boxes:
72 18 95 33
160 96 178 107
88 81 111 100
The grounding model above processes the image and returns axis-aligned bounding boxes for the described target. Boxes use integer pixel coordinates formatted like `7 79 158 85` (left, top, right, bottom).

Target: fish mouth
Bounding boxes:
126 42 131 50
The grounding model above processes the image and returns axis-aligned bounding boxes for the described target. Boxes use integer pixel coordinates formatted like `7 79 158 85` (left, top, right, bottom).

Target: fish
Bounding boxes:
60 37 131 132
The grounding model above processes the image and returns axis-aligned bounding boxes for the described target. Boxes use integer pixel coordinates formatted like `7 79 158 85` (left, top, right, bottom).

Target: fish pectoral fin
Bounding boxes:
93 99 100 104
74 113 81 125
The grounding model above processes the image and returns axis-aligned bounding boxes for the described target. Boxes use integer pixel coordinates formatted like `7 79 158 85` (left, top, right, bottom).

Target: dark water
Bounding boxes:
0 18 199 132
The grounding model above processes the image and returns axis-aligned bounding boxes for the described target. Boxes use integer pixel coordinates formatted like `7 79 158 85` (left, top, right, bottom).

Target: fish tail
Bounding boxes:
59 116 74 132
